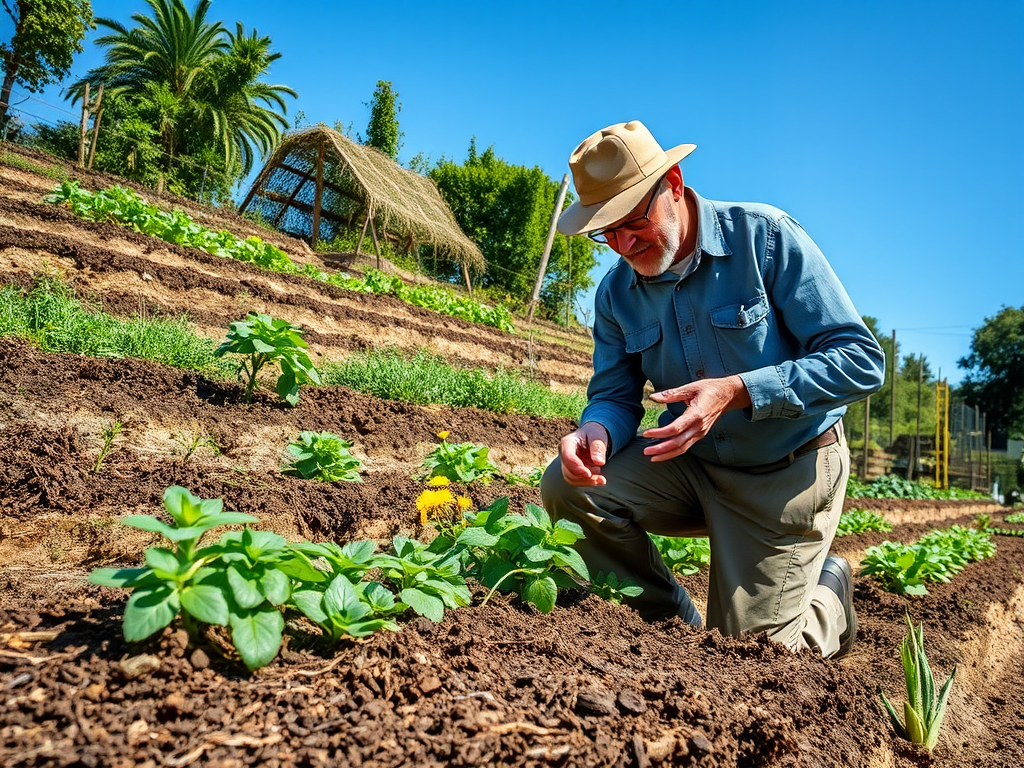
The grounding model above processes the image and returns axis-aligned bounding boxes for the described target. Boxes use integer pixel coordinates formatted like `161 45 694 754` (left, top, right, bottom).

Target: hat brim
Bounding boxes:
557 143 696 236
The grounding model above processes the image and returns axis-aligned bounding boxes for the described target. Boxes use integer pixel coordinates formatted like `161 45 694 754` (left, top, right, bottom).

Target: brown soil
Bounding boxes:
2 149 1023 768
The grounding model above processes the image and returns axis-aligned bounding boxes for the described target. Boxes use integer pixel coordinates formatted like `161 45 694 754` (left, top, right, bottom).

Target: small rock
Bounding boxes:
161 692 188 716
689 733 713 755
189 648 210 670
631 734 651 768
575 687 617 717
171 629 189 650
142 272 153 281
419 676 442 694
82 682 106 702
645 734 677 762
617 690 647 715
120 654 161 679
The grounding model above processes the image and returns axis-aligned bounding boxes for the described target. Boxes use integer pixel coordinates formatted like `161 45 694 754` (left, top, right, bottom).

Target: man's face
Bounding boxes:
598 182 681 277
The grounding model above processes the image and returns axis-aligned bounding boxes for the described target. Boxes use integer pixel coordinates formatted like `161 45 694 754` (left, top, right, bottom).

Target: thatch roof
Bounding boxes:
239 126 484 272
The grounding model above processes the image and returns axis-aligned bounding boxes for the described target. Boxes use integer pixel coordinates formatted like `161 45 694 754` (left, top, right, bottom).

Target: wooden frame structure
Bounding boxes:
239 126 483 287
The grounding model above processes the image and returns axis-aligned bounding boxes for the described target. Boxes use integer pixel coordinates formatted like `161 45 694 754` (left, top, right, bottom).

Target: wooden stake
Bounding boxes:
77 83 90 167
355 204 371 256
527 173 570 324
368 214 382 270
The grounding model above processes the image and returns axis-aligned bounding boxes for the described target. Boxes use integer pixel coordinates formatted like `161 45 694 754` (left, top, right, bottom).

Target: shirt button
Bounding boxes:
684 325 694 334
695 369 705 378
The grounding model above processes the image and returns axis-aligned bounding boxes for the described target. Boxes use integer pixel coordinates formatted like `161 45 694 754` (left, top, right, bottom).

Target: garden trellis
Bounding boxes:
239 126 484 289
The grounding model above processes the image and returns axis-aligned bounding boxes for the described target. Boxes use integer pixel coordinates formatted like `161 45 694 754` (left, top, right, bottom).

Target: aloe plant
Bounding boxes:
878 614 956 751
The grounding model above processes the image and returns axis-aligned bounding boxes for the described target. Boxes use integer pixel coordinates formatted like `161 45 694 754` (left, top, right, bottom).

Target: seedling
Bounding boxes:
282 431 362 482
422 431 498 484
374 536 473 622
837 509 893 536
88 486 324 670
590 571 644 605
174 431 220 462
94 420 123 472
451 499 590 613
214 313 320 405
650 535 711 575
878 614 956 751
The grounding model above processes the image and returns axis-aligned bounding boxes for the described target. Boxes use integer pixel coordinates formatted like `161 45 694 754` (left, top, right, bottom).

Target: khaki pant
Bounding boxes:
541 429 850 657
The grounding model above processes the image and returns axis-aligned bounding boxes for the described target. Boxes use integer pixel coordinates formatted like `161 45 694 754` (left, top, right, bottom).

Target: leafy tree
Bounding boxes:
958 305 1024 438
429 140 598 323
0 0 93 126
362 79 403 161
65 0 295 195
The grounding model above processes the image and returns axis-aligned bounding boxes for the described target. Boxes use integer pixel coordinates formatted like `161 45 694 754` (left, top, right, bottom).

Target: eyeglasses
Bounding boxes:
587 181 662 244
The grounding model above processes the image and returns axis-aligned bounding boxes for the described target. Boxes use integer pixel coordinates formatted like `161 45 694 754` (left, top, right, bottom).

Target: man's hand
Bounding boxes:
643 375 752 462
560 422 611 486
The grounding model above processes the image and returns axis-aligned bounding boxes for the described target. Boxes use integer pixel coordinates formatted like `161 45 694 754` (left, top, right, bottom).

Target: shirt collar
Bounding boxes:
627 188 731 288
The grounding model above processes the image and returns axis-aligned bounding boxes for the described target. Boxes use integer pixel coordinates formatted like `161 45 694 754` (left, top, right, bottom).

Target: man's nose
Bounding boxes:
612 230 637 254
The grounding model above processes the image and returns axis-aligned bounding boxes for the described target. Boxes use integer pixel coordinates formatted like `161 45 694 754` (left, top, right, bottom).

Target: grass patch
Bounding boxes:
320 347 588 419
1 151 69 181
0 277 230 375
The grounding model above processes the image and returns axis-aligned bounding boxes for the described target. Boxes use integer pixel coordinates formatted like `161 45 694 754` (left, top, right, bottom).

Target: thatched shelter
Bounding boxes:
239 126 484 285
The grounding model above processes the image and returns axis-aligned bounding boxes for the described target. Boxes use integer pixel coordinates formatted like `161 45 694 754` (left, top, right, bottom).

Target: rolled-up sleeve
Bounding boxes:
738 214 885 420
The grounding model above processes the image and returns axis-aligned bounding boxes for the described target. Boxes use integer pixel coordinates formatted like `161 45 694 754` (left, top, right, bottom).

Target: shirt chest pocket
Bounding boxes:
624 322 662 354
709 294 771 372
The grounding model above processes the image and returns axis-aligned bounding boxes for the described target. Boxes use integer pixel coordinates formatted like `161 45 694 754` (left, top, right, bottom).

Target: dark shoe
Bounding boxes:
818 555 856 659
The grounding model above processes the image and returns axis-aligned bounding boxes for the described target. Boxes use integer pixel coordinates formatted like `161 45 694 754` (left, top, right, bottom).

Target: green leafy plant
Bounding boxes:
878 614 956 751
449 499 590 613
1005 512 1024 524
837 509 893 536
94 419 123 472
590 571 643 605
290 574 401 641
282 431 362 482
214 313 320 405
860 526 995 595
650 535 711 575
505 466 544 487
422 431 498 484
373 536 472 622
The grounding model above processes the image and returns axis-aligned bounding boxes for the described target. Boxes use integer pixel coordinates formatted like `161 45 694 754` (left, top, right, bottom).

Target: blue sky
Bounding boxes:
7 0 1023 385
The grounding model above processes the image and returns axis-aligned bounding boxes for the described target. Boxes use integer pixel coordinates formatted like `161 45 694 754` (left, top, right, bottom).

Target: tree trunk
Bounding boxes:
0 58 19 127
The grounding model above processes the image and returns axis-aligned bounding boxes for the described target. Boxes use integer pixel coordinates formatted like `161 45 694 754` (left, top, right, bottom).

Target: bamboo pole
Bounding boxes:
527 173 570 324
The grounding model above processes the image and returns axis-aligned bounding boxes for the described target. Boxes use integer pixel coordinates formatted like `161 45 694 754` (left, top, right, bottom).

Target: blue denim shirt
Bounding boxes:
581 190 885 467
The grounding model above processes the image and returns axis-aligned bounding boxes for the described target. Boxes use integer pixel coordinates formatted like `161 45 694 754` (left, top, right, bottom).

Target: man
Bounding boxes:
541 121 884 659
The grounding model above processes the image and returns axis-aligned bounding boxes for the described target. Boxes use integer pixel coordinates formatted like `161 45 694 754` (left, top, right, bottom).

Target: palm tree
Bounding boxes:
68 0 294 176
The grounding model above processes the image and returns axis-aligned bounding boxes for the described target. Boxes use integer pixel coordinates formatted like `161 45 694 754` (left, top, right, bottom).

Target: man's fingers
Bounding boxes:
589 438 607 465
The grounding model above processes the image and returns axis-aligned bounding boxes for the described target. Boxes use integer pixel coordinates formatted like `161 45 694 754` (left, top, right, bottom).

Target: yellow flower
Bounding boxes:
428 475 451 486
437 430 450 440
456 495 473 511
416 487 456 525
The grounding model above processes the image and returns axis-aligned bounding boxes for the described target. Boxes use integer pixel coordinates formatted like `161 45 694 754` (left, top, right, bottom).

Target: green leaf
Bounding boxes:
123 585 180 642
457 527 500 548
323 574 365 618
523 544 555 563
144 547 180 577
180 583 230 626
258 568 291 606
400 587 445 622
226 565 264 609
524 503 551 529
522 575 558 613
552 548 590 581
229 605 285 670
289 588 328 624
88 567 154 589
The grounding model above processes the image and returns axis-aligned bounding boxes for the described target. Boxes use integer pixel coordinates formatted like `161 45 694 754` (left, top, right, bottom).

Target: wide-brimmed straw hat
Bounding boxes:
557 121 695 236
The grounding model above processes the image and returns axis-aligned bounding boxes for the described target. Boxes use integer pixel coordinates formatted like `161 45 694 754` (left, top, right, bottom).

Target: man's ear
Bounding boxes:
665 165 684 201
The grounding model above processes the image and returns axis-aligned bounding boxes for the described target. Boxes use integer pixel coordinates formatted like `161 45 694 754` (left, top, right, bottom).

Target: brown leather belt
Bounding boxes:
738 424 841 475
